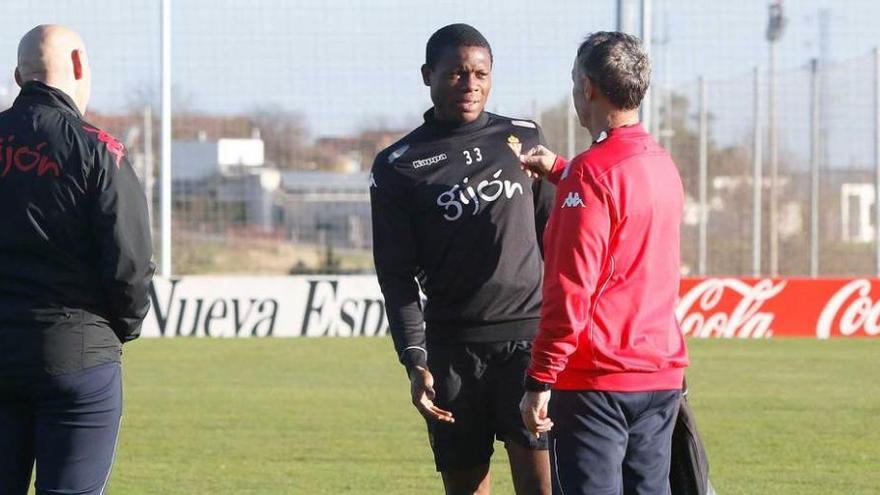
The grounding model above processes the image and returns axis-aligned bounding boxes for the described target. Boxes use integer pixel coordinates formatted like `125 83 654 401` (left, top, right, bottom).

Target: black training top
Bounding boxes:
370 110 555 371
0 82 154 378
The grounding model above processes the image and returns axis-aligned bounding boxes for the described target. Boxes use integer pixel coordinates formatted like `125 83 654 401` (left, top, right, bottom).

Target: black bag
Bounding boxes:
670 378 716 495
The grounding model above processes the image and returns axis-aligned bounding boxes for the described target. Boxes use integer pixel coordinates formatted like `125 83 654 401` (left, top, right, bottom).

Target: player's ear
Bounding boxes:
584 76 595 102
71 49 83 80
14 67 22 87
421 64 432 86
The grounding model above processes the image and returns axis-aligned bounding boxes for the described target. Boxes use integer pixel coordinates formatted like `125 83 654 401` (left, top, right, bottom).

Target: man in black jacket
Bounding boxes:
371 24 554 494
0 25 154 495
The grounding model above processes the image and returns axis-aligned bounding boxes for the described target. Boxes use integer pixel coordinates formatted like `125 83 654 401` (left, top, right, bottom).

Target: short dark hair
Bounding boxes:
425 23 492 68
576 32 651 110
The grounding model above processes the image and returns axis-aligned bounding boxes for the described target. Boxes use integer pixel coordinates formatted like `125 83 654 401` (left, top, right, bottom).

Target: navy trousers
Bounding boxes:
549 389 681 495
0 362 123 495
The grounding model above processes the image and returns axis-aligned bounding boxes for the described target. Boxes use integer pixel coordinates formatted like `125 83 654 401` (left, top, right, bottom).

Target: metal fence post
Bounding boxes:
810 58 820 277
875 47 880 276
752 67 763 277
641 0 652 134
143 105 154 230
768 37 780 276
699 77 708 276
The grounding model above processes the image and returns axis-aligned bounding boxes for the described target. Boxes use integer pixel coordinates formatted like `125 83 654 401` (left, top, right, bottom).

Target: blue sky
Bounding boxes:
0 0 878 145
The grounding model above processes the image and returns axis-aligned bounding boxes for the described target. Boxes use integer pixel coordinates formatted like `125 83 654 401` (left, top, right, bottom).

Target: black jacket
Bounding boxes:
0 82 154 377
370 110 555 370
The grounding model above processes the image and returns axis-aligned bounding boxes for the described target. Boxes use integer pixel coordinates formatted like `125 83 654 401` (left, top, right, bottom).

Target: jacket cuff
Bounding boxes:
401 347 428 372
524 374 553 392
547 155 569 185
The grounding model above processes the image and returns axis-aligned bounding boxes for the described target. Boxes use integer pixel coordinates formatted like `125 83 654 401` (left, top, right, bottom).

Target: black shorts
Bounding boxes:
426 340 549 472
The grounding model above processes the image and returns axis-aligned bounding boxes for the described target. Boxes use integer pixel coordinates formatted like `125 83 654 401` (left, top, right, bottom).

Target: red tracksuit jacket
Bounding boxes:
527 124 689 391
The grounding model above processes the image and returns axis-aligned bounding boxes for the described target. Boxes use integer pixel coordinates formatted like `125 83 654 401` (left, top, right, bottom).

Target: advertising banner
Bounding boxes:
678 277 880 339
143 276 388 338
141 276 880 339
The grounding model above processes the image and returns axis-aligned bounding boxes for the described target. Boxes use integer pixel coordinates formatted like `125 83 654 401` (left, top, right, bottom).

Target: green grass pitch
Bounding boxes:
86 338 879 494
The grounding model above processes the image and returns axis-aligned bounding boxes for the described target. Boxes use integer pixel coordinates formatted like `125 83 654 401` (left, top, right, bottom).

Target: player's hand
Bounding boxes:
409 366 454 424
519 390 553 438
519 145 558 179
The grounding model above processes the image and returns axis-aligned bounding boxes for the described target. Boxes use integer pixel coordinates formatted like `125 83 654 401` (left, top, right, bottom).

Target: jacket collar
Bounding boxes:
593 122 646 145
423 108 490 135
13 81 83 119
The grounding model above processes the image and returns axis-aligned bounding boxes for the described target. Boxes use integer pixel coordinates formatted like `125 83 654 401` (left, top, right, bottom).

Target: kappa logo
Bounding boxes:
412 153 447 169
561 191 586 208
369 173 377 188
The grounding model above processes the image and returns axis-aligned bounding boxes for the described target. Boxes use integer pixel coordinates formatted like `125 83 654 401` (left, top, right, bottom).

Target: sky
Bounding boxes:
1 0 879 158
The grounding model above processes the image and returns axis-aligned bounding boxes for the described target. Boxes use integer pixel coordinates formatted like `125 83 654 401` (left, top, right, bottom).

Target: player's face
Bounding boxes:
423 46 492 123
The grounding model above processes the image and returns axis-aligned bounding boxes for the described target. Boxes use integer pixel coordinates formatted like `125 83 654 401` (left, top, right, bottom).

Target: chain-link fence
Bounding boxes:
667 51 880 277
4 1 880 277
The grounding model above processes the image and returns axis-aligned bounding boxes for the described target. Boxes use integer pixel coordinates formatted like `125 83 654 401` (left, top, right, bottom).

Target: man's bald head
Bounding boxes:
16 25 92 114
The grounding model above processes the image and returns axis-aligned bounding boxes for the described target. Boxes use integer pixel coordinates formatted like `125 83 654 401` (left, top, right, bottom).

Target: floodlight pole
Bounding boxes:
616 0 639 33
766 0 785 277
617 0 653 133
160 0 173 277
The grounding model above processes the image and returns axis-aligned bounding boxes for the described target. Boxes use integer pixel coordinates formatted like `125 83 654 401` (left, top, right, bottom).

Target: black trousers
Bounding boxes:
549 389 681 495
0 362 123 495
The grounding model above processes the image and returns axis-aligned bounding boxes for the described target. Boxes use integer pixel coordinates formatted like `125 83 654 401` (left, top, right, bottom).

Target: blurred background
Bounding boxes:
2 0 879 278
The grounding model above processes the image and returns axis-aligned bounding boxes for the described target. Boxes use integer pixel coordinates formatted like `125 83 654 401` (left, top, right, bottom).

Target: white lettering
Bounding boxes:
676 279 786 339
816 279 880 339
435 169 525 221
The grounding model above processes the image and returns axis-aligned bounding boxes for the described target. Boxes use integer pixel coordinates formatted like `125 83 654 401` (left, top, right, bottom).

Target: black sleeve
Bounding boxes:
370 160 427 371
89 145 155 343
532 125 557 257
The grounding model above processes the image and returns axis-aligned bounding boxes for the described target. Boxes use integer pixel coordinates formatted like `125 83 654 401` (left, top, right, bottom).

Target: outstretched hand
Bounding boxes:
519 145 558 179
409 366 454 423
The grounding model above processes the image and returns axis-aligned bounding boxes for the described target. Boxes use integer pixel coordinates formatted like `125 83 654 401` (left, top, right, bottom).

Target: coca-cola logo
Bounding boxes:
677 279 787 338
816 279 880 339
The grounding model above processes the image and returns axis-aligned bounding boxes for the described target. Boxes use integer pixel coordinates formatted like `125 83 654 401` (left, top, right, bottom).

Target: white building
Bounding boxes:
172 137 265 180
172 137 280 232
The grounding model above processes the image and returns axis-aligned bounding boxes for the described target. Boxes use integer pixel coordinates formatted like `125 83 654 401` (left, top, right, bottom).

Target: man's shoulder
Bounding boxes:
375 136 414 167
3 100 84 139
574 135 673 193
76 119 127 169
372 124 434 174
486 112 543 137
2 103 90 156
76 118 119 146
